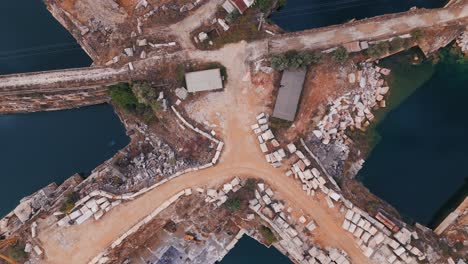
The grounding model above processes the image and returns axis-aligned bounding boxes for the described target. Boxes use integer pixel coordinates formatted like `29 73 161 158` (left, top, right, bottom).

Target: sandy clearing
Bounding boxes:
37 39 372 264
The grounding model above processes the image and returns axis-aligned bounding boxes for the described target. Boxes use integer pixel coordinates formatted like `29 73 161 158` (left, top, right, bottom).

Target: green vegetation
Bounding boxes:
6 242 27 261
411 29 424 41
260 225 277 245
109 83 140 112
278 0 287 8
111 176 124 187
109 82 155 123
176 64 186 84
60 191 79 214
270 50 321 70
255 0 274 12
332 46 349 62
269 117 292 133
389 37 406 52
225 197 241 211
225 9 240 23
245 179 256 190
367 41 390 58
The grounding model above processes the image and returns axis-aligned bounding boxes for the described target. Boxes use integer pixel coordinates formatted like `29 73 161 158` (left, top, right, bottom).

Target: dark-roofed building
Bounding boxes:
272 69 307 121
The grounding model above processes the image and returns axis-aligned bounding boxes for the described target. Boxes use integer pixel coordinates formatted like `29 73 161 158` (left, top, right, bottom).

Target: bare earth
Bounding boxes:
32 2 468 264
37 41 372 264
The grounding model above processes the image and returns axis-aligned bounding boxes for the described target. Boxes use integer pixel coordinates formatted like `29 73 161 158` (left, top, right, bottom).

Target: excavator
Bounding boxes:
0 236 19 264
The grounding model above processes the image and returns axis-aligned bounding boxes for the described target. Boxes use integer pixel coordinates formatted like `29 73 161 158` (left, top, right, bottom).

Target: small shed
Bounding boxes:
228 0 254 14
272 69 306 121
185 68 223 93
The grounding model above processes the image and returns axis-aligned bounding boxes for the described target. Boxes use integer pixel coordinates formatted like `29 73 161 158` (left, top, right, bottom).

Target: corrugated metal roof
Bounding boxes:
230 0 248 13
185 68 223 93
272 69 307 121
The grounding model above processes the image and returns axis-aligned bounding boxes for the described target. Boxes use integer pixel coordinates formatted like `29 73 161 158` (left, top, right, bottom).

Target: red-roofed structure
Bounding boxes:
230 0 248 14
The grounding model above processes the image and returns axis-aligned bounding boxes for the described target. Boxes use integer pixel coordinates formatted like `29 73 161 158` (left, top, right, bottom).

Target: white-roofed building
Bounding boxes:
185 68 223 93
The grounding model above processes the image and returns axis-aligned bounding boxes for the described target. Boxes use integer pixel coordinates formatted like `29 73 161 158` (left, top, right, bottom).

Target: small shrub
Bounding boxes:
225 197 241 211
175 64 186 84
278 0 287 8
255 0 274 12
225 10 240 23
367 42 390 58
332 46 349 62
260 225 277 244
269 117 292 133
245 179 256 190
389 37 405 52
111 176 123 187
60 192 78 214
6 242 27 261
270 50 321 70
109 83 139 112
411 29 424 41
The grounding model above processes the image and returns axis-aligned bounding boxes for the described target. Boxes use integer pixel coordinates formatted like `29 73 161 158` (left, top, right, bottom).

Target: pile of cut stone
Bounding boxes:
314 63 390 145
456 31 468 54
204 177 242 208
57 195 120 227
341 207 426 263
112 136 188 191
249 182 351 264
251 113 287 168
283 142 341 206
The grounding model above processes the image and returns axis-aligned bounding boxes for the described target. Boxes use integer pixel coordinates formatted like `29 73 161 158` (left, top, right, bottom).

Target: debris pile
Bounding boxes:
456 31 468 54
249 182 351 264
110 135 190 192
341 207 427 264
251 113 286 168
314 63 390 145
56 194 120 227
204 177 242 208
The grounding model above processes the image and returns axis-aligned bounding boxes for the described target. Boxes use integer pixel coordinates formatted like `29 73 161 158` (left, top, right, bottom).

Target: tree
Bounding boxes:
260 225 277 244
225 197 241 211
270 53 289 70
367 42 390 58
270 50 321 70
109 83 139 112
332 46 348 62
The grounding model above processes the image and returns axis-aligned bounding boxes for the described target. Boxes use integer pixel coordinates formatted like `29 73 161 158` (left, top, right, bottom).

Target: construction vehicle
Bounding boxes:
0 236 19 264
183 234 195 241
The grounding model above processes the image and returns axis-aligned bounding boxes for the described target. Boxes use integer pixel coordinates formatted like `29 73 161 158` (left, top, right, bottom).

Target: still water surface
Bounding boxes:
359 49 468 225
0 1 127 217
270 0 448 31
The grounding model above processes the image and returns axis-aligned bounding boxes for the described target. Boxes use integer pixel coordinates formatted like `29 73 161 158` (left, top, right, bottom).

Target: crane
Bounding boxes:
0 236 19 264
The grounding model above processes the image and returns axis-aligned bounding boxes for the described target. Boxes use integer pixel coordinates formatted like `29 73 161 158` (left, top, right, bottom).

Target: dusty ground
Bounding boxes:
36 41 373 264
5 2 468 264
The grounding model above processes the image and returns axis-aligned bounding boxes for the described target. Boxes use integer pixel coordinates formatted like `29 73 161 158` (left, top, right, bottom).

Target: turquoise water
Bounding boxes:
359 48 468 224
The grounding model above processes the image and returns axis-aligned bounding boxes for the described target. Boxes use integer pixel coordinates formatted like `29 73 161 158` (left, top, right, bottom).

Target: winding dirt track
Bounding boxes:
37 41 373 264
33 1 468 263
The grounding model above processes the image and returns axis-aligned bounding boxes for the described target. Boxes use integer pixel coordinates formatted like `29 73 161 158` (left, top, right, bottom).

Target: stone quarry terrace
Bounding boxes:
2 1 468 264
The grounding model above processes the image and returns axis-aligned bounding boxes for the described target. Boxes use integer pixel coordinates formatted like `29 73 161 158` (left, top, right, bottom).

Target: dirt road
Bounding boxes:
1 3 466 96
30 2 468 263
37 40 372 264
